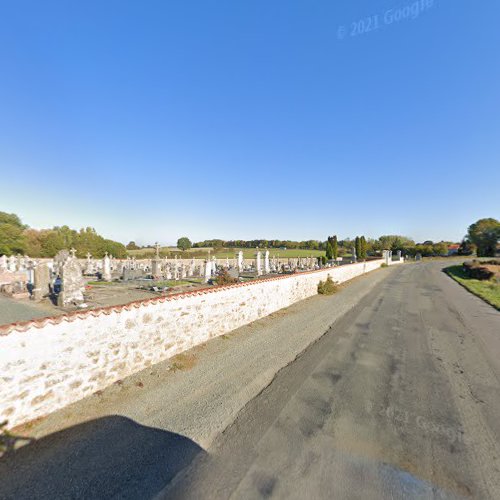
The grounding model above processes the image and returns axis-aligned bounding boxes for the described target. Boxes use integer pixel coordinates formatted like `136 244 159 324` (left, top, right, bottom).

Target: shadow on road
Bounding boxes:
0 415 204 499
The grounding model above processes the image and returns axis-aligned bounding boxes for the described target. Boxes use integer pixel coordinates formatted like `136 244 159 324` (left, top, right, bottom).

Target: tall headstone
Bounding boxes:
264 250 270 274
0 255 7 270
237 251 243 273
351 247 357 263
85 252 94 275
204 259 212 283
57 256 85 306
103 252 112 281
54 249 70 275
151 242 162 279
32 263 51 301
256 251 263 276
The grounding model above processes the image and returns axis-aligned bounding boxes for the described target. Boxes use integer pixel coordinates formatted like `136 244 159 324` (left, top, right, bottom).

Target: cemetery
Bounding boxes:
0 242 401 324
0 244 404 429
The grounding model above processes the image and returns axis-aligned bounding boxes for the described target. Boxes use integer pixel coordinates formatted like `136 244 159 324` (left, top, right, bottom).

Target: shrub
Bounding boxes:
216 268 238 286
318 275 338 295
381 263 389 268
463 261 495 280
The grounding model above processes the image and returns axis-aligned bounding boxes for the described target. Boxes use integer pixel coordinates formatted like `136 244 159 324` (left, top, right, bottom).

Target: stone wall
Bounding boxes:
0 259 392 429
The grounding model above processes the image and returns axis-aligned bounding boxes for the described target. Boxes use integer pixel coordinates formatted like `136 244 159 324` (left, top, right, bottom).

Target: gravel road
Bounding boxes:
2 261 500 499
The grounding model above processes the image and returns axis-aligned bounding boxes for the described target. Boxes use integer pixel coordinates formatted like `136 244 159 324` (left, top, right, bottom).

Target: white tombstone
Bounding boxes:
85 252 94 274
237 251 243 273
264 250 270 274
151 258 162 279
103 252 112 280
7 255 17 272
204 259 212 283
0 254 7 270
256 251 263 276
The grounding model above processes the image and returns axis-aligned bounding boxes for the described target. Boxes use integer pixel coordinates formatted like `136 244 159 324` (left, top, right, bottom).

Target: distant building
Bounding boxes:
448 244 460 256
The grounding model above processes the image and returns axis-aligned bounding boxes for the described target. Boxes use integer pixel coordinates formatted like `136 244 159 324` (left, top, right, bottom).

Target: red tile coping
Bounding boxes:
0 260 382 336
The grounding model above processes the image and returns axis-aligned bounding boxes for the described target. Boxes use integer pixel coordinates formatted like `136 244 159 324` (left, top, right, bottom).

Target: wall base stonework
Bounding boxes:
0 259 391 429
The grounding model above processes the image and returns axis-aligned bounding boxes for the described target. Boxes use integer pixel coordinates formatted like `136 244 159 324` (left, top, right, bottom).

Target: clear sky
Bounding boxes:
1 0 499 245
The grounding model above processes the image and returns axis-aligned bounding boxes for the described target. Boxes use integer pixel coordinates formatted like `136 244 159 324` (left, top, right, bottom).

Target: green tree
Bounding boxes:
458 238 474 256
467 218 500 257
355 236 361 259
325 241 333 260
177 237 192 251
0 223 26 255
359 236 367 259
332 235 338 259
0 211 26 255
102 239 127 258
126 241 139 250
432 242 449 256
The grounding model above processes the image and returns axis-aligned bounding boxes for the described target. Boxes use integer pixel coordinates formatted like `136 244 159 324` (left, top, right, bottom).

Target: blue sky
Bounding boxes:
1 0 499 245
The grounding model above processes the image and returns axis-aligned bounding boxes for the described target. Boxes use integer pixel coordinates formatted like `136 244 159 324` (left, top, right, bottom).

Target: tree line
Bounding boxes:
0 212 127 258
2 212 497 260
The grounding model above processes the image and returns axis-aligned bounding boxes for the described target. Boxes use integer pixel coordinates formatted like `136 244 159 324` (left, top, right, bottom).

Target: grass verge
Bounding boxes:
444 265 500 310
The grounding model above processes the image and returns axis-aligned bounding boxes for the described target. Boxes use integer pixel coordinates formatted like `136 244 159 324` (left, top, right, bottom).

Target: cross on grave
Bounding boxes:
70 248 77 258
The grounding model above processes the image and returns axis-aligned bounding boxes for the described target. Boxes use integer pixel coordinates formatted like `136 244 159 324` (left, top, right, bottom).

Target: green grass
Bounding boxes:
87 281 115 285
152 280 192 287
444 265 500 310
127 247 327 259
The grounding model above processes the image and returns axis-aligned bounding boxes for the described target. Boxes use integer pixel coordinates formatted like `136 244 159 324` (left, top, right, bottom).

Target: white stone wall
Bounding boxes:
0 259 385 428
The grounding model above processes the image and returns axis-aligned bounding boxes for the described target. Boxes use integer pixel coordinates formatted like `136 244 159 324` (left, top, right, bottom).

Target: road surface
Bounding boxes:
1 261 500 499
164 262 500 499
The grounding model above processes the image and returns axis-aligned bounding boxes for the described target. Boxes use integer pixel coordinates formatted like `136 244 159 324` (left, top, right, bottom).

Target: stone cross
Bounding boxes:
70 248 77 258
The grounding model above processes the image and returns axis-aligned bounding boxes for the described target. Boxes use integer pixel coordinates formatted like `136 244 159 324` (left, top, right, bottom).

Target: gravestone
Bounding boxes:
85 252 94 275
351 247 357 263
57 256 85 306
102 253 112 281
204 259 212 283
151 242 162 279
32 263 51 301
264 250 270 274
256 251 263 276
7 255 17 272
237 251 243 273
0 255 6 270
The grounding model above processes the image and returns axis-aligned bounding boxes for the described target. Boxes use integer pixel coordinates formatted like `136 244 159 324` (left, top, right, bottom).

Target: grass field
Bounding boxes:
444 265 500 310
127 247 327 259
